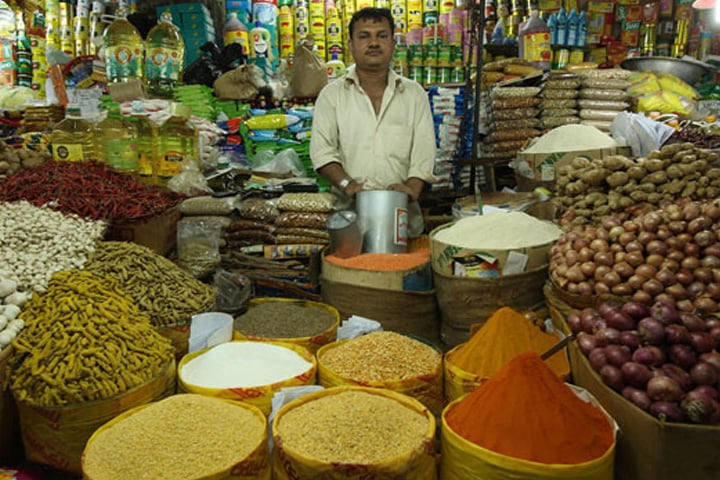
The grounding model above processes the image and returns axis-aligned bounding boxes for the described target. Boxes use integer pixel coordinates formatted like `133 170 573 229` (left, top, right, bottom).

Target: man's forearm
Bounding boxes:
405 177 426 202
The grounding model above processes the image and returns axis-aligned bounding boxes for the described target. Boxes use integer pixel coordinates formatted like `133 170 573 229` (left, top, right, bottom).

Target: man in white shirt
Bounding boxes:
310 7 437 235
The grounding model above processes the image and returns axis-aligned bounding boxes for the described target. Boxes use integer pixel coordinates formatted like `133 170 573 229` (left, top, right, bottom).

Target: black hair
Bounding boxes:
349 8 395 39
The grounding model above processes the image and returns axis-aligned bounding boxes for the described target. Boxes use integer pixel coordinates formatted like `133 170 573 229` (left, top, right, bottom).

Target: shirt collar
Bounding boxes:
344 65 405 92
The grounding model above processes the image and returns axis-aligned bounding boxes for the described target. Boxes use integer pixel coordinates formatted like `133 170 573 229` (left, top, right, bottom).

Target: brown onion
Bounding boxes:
695 230 717 248
594 282 611 295
603 271 622 288
635 264 658 278
694 297 719 313
668 220 687 234
632 290 653 305
703 243 720 258
655 268 677 287
694 267 713 284
675 269 694 286
646 254 665 268
594 265 612 281
637 230 657 245
594 251 614 267
642 278 665 296
646 240 668 256
613 261 635 279
684 242 701 258
701 256 720 269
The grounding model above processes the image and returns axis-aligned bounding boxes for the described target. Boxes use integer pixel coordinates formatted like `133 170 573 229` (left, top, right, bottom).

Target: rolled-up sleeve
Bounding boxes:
407 83 439 184
310 85 343 172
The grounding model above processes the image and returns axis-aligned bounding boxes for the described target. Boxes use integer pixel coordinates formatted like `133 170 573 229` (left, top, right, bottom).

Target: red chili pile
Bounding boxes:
0 161 184 221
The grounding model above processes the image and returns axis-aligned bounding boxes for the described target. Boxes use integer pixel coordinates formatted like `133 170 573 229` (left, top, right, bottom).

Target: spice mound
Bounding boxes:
319 331 441 381
180 341 313 388
82 394 266 480
433 211 562 250
235 301 336 338
275 390 430 464
447 306 569 379
326 249 430 272
445 352 614 465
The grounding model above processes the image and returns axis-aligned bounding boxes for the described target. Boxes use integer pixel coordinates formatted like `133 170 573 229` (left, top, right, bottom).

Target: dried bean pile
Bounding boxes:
8 270 174 407
0 160 183 221
83 242 216 327
235 301 336 338
319 331 441 381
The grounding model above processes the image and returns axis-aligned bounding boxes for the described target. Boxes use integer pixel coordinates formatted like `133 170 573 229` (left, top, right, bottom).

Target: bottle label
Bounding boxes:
523 32 552 64
145 46 181 81
106 45 142 80
53 143 85 161
223 30 249 56
137 149 152 176
158 150 184 177
106 138 139 171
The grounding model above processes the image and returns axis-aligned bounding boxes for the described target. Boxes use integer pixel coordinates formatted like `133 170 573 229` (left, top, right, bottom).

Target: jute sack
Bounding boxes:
440 386 616 480
272 386 437 479
0 346 22 464
16 358 176 474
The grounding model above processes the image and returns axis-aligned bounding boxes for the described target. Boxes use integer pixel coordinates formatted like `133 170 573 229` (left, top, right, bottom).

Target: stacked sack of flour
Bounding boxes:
483 86 542 162
540 72 581 129
577 69 632 133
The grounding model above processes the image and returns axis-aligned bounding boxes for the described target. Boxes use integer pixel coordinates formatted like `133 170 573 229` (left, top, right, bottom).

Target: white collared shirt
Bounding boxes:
310 65 438 189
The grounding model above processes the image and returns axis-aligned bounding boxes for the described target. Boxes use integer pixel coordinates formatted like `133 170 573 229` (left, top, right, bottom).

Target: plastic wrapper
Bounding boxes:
167 162 212 196
277 234 329 245
213 269 252 313
544 78 581 89
580 119 613 131
180 195 237 216
578 68 632 80
540 108 578 118
582 78 630 90
227 219 276 233
492 118 541 130
542 116 580 128
490 86 541 99
577 99 630 111
486 128 541 142
276 211 330 229
491 97 539 110
484 139 528 152
491 108 539 121
276 193 336 213
226 229 277 243
177 219 222 279
580 88 630 102
579 109 622 122
540 98 577 109
275 227 329 240
238 197 280 222
542 88 579 99
179 215 233 229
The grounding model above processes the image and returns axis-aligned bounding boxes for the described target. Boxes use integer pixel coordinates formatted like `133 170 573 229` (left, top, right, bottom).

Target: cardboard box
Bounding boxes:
105 206 180 256
569 343 720 480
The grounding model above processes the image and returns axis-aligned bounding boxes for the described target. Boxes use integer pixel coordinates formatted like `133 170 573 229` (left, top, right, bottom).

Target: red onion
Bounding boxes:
650 401 685 422
679 313 707 332
566 313 582 334
577 332 606 355
580 308 601 333
651 300 679 325
665 324 691 345
692 384 720 400
647 375 685 402
632 346 666 367
668 344 698 370
619 330 643 349
681 389 720 424
699 351 720 373
596 327 621 344
621 361 653 388
638 317 666 345
711 327 720 348
598 300 621 317
604 344 632 367
588 348 608 372
690 361 719 386
604 310 636 331
661 364 694 392
622 386 652 411
600 364 625 391
690 332 715 354
621 301 651 320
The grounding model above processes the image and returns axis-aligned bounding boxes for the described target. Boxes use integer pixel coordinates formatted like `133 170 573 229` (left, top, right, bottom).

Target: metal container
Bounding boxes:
356 190 409 254
620 56 716 85
326 210 362 258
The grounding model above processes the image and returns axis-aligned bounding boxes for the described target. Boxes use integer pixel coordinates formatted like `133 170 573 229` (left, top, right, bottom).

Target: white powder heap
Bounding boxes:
523 124 618 154
180 341 313 388
434 211 563 249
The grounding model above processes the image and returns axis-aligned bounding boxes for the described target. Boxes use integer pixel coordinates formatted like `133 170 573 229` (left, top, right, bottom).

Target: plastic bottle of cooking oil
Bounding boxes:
95 103 139 173
144 10 185 98
103 5 143 83
51 104 95 162
156 103 197 184
129 101 158 184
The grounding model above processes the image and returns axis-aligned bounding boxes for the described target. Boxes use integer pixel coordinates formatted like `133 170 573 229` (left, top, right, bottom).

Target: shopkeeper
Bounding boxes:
310 7 437 236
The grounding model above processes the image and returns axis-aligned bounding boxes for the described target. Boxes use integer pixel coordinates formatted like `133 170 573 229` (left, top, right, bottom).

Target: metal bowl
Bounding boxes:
620 56 716 85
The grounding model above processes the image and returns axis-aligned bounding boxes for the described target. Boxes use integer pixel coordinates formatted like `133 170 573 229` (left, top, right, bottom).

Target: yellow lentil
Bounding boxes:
275 390 429 464
82 394 266 480
319 331 441 381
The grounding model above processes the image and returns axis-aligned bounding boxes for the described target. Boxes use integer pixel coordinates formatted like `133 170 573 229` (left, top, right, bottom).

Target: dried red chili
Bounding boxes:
0 160 185 221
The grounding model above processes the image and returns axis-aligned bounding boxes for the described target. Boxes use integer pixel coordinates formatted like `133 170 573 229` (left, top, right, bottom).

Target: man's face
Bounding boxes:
349 18 395 70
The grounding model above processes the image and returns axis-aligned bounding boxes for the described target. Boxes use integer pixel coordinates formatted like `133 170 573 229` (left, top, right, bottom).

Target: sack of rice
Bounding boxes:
177 341 317 415
82 394 270 480
316 331 443 414
272 386 437 479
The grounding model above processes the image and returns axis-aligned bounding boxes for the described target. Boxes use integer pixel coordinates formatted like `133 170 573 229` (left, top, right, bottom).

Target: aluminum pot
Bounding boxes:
326 210 362 258
356 190 409 254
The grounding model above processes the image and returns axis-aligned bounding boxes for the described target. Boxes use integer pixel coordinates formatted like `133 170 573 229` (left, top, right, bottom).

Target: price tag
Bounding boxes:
69 87 102 118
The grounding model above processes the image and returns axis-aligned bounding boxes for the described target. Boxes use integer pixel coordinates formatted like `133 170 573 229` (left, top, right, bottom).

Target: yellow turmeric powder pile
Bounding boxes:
447 306 569 379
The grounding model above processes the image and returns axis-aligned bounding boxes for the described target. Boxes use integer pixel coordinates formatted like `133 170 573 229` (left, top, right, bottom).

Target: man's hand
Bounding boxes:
388 179 424 202
344 180 364 199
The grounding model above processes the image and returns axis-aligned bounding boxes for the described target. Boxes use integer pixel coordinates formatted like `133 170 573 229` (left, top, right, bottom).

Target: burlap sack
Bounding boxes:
214 64 266 101
290 38 328 98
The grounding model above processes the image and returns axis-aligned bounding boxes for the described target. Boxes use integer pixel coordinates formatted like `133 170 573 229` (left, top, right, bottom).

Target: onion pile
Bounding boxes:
569 299 720 424
550 198 720 314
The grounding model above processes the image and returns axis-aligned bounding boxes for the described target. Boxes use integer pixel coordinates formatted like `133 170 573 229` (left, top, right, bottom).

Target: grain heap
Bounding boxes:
235 301 336 339
577 68 632 132
82 394 268 480
483 86 542 163
540 72 581 129
83 242 216 327
8 270 174 406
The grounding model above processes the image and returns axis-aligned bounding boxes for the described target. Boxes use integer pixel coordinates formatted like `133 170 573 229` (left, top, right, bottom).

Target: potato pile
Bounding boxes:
556 143 720 226
0 139 50 179
481 57 542 91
